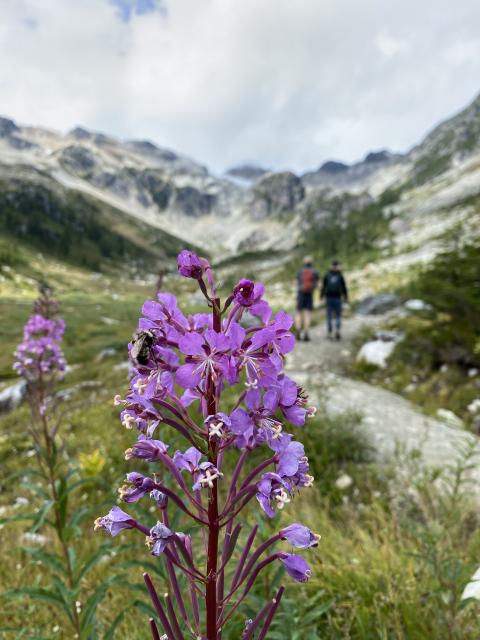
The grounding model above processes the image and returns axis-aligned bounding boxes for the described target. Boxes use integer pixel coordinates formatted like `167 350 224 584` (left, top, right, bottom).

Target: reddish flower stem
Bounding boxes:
257 586 285 639
149 617 162 640
206 297 221 640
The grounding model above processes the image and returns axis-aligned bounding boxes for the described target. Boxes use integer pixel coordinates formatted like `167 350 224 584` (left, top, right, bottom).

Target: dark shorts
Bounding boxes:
297 291 313 311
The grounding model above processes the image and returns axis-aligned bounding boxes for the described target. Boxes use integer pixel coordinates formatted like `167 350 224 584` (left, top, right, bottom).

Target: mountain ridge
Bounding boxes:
1 90 480 270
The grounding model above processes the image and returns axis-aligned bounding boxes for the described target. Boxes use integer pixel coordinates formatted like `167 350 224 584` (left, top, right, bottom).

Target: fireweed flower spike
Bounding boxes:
95 250 319 639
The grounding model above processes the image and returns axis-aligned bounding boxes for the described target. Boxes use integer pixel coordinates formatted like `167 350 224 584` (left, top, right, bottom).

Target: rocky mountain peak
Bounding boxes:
225 164 270 182
0 116 19 137
318 160 349 174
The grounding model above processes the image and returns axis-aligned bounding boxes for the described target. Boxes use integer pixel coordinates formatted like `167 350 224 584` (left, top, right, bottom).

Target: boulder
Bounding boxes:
356 293 401 315
436 408 464 429
357 340 396 368
0 380 27 412
405 299 432 311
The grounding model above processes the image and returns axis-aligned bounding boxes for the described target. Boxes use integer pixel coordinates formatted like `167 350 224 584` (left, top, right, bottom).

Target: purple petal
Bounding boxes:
279 553 312 582
175 363 202 388
178 332 204 356
283 404 307 427
280 524 319 548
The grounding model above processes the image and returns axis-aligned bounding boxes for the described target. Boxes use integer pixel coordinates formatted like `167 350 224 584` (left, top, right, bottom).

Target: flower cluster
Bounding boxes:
14 310 66 381
96 250 319 640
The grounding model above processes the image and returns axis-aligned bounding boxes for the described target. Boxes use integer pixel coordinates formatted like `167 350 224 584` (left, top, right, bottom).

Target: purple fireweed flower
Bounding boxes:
118 472 156 503
177 250 205 279
125 434 169 461
96 249 317 637
14 312 66 381
23 314 65 342
278 553 312 582
279 524 320 548
146 522 175 556
256 472 292 518
94 506 137 536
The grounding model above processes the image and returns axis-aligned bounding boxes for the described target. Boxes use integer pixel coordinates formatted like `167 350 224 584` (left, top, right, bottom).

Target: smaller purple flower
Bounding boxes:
205 412 232 440
173 447 203 473
192 462 223 491
94 506 136 537
256 472 292 518
233 279 257 306
146 522 174 556
118 472 156 503
125 434 169 461
279 524 320 548
279 553 312 582
177 250 204 279
273 439 305 477
150 489 168 509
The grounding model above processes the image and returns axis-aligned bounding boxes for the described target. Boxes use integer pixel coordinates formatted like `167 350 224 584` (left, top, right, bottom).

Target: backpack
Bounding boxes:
301 267 315 293
325 272 342 296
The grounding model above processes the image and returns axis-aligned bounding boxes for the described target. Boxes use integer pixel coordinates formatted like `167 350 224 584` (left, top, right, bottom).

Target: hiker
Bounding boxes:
320 260 348 340
295 256 319 342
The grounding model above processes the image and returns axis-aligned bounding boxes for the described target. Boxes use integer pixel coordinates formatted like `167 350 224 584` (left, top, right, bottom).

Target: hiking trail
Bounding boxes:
286 312 480 478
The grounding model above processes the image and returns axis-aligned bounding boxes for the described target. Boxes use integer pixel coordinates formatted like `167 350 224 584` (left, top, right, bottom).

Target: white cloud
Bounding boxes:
1 0 480 172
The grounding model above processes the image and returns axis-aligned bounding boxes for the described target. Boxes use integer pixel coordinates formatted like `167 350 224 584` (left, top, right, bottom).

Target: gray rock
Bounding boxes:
0 116 19 137
356 293 401 315
8 136 37 150
226 165 270 181
404 299 432 311
60 145 96 177
250 171 305 220
0 380 27 412
69 126 91 140
173 186 216 217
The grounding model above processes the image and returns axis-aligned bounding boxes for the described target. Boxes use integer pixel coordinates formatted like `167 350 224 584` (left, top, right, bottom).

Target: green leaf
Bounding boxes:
80 575 124 633
51 574 76 624
21 482 50 501
103 609 128 640
30 500 54 533
0 513 36 526
74 544 111 586
22 547 67 575
4 586 66 609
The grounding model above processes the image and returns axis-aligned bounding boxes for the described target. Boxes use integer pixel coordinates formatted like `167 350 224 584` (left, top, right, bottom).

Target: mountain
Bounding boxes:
302 150 403 191
1 91 480 277
225 164 270 182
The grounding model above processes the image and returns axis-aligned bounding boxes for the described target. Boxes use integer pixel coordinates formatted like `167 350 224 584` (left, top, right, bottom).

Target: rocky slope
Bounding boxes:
0 91 480 268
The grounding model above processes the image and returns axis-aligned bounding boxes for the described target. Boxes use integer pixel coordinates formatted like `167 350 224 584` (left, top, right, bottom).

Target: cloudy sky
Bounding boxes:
1 0 480 172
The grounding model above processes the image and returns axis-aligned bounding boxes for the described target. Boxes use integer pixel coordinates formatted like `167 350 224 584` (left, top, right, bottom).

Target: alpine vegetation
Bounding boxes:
95 250 319 639
10 287 117 638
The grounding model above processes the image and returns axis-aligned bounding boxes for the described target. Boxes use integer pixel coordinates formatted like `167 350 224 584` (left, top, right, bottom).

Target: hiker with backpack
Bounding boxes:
295 256 319 341
320 260 348 340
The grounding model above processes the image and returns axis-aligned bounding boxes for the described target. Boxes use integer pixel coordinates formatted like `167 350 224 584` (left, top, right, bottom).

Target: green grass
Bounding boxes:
2 252 480 639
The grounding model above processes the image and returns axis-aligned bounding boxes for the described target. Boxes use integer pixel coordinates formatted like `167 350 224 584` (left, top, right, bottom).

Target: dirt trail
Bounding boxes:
286 313 480 474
